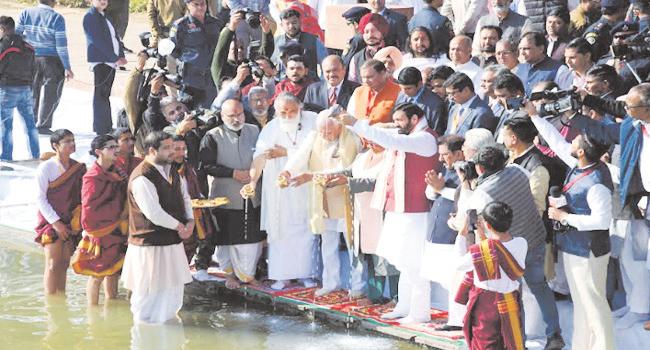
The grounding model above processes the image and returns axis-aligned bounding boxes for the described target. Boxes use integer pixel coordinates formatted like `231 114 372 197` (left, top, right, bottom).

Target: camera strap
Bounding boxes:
562 165 596 193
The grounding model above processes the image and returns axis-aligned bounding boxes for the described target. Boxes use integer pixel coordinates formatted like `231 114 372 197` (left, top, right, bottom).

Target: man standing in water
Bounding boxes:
121 131 193 324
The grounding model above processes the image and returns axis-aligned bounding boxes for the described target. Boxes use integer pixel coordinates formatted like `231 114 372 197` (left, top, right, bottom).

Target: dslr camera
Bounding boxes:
139 32 184 88
237 8 262 29
242 59 265 79
454 160 479 182
528 89 581 117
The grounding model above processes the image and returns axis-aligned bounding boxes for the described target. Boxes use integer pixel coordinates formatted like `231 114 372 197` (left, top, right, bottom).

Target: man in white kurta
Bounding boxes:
122 132 193 324
340 102 438 324
282 111 363 297
242 92 318 290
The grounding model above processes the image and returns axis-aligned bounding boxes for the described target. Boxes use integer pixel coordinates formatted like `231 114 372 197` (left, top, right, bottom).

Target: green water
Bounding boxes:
0 230 420 350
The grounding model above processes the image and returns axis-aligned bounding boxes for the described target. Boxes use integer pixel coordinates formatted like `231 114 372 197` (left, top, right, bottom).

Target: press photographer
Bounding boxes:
210 10 274 90
527 82 601 162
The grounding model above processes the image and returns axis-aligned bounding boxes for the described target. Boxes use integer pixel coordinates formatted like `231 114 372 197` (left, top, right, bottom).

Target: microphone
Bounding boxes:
548 186 567 209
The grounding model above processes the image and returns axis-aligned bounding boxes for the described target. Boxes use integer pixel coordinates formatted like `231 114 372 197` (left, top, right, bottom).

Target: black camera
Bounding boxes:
237 8 261 29
242 59 265 78
612 28 650 60
454 160 478 182
528 89 581 117
139 32 187 93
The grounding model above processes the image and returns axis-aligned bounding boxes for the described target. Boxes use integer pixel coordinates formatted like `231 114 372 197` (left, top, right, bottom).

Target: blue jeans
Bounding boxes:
0 86 41 161
523 243 561 337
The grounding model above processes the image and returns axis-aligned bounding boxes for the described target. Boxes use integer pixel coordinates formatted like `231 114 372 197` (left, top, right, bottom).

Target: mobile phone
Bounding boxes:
468 209 478 232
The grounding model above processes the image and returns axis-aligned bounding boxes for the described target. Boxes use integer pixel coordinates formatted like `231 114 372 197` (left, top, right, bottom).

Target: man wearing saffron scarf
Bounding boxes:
35 129 86 295
71 135 129 305
455 201 527 350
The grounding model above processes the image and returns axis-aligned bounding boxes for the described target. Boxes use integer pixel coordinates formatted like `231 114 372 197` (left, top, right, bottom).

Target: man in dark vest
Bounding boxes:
271 8 326 79
200 99 264 289
421 134 465 331
122 131 194 324
469 144 565 349
528 105 615 350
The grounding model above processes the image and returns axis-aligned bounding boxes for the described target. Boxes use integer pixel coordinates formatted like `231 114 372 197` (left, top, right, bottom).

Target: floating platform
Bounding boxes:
186 269 468 350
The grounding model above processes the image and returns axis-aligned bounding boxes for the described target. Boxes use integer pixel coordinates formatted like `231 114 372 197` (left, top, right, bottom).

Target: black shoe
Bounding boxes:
553 292 569 301
437 324 463 331
38 128 53 135
544 333 565 350
0 165 14 171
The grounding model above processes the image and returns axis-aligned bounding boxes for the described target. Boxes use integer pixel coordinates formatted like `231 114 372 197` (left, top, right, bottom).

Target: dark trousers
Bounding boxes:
193 233 219 271
32 56 65 129
105 0 130 38
93 64 116 134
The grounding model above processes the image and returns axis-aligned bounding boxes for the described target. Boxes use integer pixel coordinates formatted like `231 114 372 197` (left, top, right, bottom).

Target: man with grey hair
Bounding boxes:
247 86 274 129
495 39 521 73
479 64 509 114
240 92 319 290
281 108 363 297
200 99 263 288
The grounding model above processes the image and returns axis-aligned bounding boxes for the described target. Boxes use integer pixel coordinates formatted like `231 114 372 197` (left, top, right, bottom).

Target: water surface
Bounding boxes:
0 230 420 350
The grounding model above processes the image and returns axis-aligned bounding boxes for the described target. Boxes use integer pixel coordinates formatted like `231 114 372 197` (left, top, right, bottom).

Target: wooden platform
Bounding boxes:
186 269 467 350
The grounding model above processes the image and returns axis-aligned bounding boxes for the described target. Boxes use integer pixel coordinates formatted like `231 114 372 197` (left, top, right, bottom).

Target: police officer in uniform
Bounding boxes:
341 7 371 67
171 0 225 108
583 0 629 61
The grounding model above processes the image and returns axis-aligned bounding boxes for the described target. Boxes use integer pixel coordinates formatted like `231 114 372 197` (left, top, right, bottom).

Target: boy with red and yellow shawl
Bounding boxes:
454 202 528 350
71 135 129 305
35 129 86 295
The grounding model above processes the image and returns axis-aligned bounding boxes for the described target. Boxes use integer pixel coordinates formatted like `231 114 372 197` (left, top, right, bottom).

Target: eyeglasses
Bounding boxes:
624 105 650 111
103 145 119 150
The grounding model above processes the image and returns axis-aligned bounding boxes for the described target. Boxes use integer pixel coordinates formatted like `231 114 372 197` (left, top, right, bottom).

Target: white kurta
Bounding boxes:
254 111 319 280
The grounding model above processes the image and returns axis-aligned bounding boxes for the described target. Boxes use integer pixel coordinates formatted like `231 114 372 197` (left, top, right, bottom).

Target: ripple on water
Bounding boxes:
0 235 421 350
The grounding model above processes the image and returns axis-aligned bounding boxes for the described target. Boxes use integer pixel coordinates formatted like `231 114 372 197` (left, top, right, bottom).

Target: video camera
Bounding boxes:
454 160 478 182
528 89 581 117
612 28 650 60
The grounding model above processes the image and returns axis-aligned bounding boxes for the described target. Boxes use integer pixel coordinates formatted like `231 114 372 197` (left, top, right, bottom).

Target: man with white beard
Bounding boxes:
241 92 318 290
340 102 439 324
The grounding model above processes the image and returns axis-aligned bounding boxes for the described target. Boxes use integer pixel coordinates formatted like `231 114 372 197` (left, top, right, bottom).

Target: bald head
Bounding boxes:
626 83 650 123
449 35 472 65
221 99 245 131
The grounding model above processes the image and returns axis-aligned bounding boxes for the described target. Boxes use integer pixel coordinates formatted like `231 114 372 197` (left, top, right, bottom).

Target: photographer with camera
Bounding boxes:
210 10 274 96
525 99 616 349
492 72 527 141
529 81 600 160
170 0 226 108
468 143 566 349
571 83 650 330
224 0 274 56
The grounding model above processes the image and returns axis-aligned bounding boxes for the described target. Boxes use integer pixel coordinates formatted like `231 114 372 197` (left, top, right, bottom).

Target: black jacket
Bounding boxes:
0 34 35 86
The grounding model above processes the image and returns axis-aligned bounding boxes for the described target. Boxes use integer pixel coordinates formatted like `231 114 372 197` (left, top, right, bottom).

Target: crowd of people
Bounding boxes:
1 0 650 349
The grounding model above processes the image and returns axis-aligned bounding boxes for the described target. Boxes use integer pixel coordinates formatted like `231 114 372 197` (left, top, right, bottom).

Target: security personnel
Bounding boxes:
341 7 371 67
171 0 225 108
583 0 629 60
599 20 639 65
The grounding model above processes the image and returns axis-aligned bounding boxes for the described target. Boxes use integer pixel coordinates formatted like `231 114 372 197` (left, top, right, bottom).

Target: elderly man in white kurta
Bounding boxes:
282 110 363 297
340 102 439 324
241 92 318 290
